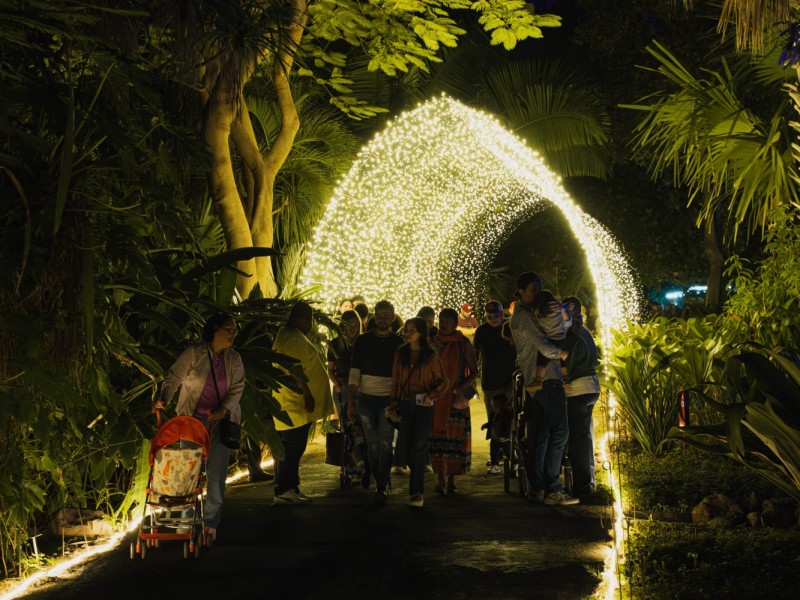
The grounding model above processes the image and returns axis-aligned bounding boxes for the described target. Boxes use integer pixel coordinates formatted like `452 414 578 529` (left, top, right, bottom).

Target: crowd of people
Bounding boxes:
153 272 601 539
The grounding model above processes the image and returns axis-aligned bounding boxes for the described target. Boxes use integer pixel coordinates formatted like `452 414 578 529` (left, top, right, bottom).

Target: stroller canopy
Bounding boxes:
150 416 211 463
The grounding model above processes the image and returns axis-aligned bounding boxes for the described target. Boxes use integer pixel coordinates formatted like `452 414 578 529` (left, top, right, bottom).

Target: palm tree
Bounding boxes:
623 40 799 307
478 59 612 180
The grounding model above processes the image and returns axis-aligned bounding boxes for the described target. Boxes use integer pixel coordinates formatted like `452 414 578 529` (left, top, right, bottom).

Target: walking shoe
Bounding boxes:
486 465 501 475
434 481 447 495
205 527 216 544
391 465 409 474
294 489 311 502
249 471 275 483
543 491 580 506
373 488 389 507
272 489 310 505
425 464 434 473
527 489 545 504
408 494 424 508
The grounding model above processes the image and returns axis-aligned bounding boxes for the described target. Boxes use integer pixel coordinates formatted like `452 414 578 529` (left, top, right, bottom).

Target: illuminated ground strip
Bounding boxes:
301 94 639 342
0 460 275 600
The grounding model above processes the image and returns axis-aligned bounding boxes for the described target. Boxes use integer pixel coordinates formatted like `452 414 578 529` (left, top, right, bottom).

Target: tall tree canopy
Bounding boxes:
141 0 562 298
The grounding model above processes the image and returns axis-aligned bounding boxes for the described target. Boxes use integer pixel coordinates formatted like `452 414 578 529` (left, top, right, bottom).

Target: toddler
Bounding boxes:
529 290 571 391
481 393 512 473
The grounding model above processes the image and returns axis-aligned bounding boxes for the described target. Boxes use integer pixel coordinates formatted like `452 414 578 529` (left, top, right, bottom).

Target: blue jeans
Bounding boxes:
567 393 599 495
529 380 569 494
356 394 394 492
397 401 434 495
275 422 311 495
203 422 231 530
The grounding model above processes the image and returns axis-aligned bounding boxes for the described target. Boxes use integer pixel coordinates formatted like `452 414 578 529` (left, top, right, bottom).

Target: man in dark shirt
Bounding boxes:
347 300 404 506
473 300 517 473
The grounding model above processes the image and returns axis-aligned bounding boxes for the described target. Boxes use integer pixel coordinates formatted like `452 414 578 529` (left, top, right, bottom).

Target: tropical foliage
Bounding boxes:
672 348 800 501
725 208 800 351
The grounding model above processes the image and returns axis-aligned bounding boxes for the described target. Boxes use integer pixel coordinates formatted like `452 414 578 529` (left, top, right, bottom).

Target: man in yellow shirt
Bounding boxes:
272 301 334 504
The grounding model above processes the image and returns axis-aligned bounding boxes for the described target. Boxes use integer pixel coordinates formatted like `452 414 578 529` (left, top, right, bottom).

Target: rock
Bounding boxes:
761 498 796 528
746 511 761 527
49 508 114 537
691 493 744 527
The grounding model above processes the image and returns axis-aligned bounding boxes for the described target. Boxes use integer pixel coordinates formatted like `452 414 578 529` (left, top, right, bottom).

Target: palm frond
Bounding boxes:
480 59 612 180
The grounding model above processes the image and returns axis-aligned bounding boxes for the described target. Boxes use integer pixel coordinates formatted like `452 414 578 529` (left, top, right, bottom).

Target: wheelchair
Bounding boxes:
504 369 573 498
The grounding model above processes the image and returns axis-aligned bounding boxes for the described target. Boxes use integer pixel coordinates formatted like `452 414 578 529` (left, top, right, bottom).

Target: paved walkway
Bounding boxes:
22 402 612 600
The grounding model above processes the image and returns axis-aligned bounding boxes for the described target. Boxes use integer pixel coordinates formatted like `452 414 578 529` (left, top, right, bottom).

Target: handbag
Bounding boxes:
325 429 345 466
458 339 478 400
219 416 242 450
207 348 241 450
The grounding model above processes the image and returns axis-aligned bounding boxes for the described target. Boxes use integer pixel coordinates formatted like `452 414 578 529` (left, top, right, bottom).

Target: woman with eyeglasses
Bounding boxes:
155 312 244 545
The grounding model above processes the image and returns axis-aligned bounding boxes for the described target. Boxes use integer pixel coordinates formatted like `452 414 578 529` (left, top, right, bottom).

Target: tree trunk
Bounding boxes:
704 205 724 310
202 0 308 300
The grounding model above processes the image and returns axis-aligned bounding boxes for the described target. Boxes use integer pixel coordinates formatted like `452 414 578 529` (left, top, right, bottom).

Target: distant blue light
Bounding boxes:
665 291 684 300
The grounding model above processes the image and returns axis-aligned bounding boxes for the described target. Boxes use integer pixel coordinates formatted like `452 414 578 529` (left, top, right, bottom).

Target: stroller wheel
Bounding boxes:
140 541 147 559
194 540 201 559
129 542 135 560
183 542 189 559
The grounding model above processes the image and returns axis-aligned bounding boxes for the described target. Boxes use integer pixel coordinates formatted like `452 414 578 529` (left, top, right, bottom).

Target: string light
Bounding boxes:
301 94 640 342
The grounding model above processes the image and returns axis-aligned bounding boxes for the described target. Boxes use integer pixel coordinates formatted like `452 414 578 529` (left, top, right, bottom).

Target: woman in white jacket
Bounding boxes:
155 312 244 544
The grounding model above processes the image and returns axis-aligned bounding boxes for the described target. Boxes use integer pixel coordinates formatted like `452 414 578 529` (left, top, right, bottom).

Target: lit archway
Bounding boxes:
301 95 638 344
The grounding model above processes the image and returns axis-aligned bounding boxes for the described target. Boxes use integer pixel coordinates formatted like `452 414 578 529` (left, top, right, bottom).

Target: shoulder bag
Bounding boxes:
207 348 241 450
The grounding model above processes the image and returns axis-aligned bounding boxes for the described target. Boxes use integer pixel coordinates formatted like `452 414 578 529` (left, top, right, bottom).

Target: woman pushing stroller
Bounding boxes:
155 312 244 545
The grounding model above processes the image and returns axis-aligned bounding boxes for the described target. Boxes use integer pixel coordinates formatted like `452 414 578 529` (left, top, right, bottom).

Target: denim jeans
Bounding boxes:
490 440 511 466
529 380 569 493
355 394 394 492
567 393 599 495
275 422 312 496
397 401 434 495
203 421 231 530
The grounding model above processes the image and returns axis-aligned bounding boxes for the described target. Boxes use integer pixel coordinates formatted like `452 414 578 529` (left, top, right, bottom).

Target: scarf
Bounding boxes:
431 329 469 436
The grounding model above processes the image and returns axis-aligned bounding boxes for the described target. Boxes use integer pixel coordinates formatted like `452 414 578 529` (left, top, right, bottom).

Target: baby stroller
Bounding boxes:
326 413 368 491
130 411 210 560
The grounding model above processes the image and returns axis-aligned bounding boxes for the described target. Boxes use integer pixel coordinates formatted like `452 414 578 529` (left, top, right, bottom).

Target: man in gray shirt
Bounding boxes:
509 272 579 506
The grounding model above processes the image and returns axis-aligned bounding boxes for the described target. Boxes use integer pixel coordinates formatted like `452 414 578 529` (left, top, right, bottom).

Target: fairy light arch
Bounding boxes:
300 94 639 344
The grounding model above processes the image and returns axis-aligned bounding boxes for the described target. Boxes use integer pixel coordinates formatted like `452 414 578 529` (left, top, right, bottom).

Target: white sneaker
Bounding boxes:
294 489 312 502
408 494 424 508
543 491 580 506
391 466 408 474
273 489 311 505
486 465 501 475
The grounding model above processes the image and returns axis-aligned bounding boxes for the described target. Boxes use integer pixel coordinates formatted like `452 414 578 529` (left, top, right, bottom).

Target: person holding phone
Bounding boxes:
387 317 448 508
